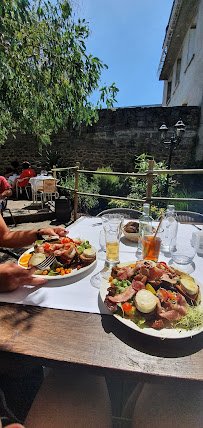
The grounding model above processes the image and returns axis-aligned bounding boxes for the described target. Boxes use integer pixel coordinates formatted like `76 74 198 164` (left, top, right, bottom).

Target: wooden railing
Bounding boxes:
51 161 203 221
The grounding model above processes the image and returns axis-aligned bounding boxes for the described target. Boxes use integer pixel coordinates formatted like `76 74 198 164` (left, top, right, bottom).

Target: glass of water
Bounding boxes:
170 229 197 265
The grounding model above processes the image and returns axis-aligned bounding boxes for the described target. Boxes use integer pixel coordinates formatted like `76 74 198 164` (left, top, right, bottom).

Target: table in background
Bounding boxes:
0 216 202 383
29 175 54 203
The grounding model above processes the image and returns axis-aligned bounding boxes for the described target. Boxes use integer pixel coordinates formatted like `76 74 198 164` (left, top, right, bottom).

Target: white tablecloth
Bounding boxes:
0 217 202 314
29 175 53 191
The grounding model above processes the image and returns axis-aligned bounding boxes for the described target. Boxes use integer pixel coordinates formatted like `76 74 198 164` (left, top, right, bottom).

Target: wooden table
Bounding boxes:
0 217 202 385
0 302 202 383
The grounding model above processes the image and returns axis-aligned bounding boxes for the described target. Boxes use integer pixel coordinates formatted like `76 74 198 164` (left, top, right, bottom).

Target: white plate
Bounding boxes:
99 262 203 339
18 247 97 280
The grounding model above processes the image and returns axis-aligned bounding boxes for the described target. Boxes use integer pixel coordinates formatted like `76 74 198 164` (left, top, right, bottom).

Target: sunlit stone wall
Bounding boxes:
0 106 200 175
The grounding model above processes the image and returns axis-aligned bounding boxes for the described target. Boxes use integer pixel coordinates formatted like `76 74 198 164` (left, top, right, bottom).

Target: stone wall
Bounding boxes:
0 106 200 175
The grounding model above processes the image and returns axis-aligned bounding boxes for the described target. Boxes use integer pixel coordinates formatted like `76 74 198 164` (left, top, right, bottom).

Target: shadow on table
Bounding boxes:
0 301 45 334
120 236 137 248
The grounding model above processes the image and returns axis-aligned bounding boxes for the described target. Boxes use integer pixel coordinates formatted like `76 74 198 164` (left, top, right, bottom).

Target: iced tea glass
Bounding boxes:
102 214 124 267
142 228 163 262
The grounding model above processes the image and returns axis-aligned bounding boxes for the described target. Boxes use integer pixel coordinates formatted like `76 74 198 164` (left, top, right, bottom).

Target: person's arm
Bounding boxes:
0 214 67 248
0 188 12 198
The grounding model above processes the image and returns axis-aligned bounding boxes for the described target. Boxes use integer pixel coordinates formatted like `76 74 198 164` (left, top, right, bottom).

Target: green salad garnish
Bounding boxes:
76 241 91 254
175 305 203 330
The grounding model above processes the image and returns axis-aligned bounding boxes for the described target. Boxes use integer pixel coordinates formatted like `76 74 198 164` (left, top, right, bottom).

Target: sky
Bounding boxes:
73 0 174 108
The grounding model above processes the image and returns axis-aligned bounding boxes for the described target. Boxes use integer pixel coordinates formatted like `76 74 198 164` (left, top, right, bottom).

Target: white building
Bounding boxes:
158 0 203 158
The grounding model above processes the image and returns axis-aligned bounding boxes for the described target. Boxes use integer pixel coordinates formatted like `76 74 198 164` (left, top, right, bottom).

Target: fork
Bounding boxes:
35 255 56 270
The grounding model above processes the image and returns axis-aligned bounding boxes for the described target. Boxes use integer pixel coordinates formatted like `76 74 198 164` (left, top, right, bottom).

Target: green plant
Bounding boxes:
109 154 176 218
93 166 121 194
59 171 99 213
0 0 119 146
92 166 125 211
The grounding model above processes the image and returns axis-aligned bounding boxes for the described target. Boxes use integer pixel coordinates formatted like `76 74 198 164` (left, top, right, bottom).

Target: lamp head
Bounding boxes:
174 118 186 138
159 123 168 141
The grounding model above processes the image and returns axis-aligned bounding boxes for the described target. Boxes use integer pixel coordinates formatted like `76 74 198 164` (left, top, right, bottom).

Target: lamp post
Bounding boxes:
159 119 186 196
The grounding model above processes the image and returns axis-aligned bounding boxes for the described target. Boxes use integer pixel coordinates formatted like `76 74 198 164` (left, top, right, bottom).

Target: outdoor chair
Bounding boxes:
0 197 16 226
96 208 142 219
34 179 59 209
16 177 31 200
176 211 203 224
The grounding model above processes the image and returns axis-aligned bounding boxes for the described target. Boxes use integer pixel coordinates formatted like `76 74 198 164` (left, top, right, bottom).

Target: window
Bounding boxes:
187 24 196 64
166 81 172 104
175 58 181 86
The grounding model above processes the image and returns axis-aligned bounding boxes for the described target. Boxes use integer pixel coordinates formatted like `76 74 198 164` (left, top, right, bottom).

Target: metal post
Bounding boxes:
74 162 80 221
165 138 175 196
146 160 154 205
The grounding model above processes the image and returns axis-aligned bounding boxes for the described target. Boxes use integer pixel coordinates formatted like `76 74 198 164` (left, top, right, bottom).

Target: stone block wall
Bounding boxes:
0 106 200 175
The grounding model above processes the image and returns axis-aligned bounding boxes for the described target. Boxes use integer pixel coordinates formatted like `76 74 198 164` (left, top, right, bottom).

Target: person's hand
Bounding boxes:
40 226 68 237
0 263 47 292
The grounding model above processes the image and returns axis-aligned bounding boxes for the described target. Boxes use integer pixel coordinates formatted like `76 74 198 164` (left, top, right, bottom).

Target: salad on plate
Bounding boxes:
103 260 203 333
19 235 97 277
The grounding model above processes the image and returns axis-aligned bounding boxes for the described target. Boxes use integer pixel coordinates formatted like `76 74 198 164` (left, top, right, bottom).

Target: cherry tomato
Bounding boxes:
44 243 51 250
62 237 73 244
122 302 132 315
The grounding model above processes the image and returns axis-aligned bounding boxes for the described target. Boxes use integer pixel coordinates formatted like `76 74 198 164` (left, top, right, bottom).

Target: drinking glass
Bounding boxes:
142 228 163 262
102 214 124 267
170 230 197 265
90 214 124 288
99 230 106 252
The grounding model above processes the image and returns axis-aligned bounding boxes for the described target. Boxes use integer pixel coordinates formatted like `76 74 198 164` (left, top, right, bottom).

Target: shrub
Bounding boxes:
93 166 125 212
109 154 175 218
59 171 99 213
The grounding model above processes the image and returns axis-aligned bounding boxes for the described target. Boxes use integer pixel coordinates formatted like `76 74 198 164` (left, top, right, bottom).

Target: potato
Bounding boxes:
29 253 46 267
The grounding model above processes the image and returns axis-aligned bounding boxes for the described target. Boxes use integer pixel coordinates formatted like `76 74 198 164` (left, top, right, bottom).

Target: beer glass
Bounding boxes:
102 214 124 267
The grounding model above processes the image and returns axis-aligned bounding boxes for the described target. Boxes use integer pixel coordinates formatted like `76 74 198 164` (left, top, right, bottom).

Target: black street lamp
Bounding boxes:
159 119 186 196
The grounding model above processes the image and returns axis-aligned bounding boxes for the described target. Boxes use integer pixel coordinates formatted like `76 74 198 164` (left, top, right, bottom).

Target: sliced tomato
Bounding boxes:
167 290 177 300
44 243 51 250
61 237 73 244
157 288 169 302
122 302 133 315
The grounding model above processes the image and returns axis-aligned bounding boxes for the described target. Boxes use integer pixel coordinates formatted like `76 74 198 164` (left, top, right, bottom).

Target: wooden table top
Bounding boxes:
0 302 202 382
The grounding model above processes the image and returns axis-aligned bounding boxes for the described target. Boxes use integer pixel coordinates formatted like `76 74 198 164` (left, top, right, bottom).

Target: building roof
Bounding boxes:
158 0 200 80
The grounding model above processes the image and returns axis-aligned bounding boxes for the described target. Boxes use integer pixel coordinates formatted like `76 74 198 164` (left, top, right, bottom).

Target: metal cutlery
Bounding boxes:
35 255 56 270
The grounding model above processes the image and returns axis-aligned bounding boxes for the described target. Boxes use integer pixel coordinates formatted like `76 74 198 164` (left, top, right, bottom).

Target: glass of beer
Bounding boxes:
142 228 163 262
102 214 124 267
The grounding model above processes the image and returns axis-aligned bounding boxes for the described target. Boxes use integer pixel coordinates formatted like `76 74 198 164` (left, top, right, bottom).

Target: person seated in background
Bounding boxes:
17 161 36 189
4 168 20 191
0 176 12 209
10 161 19 175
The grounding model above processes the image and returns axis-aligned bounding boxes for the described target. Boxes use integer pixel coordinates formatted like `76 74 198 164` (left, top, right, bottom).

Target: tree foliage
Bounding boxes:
0 0 118 145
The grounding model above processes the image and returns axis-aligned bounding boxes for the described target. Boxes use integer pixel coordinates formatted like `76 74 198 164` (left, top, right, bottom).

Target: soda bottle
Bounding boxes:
137 203 152 256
